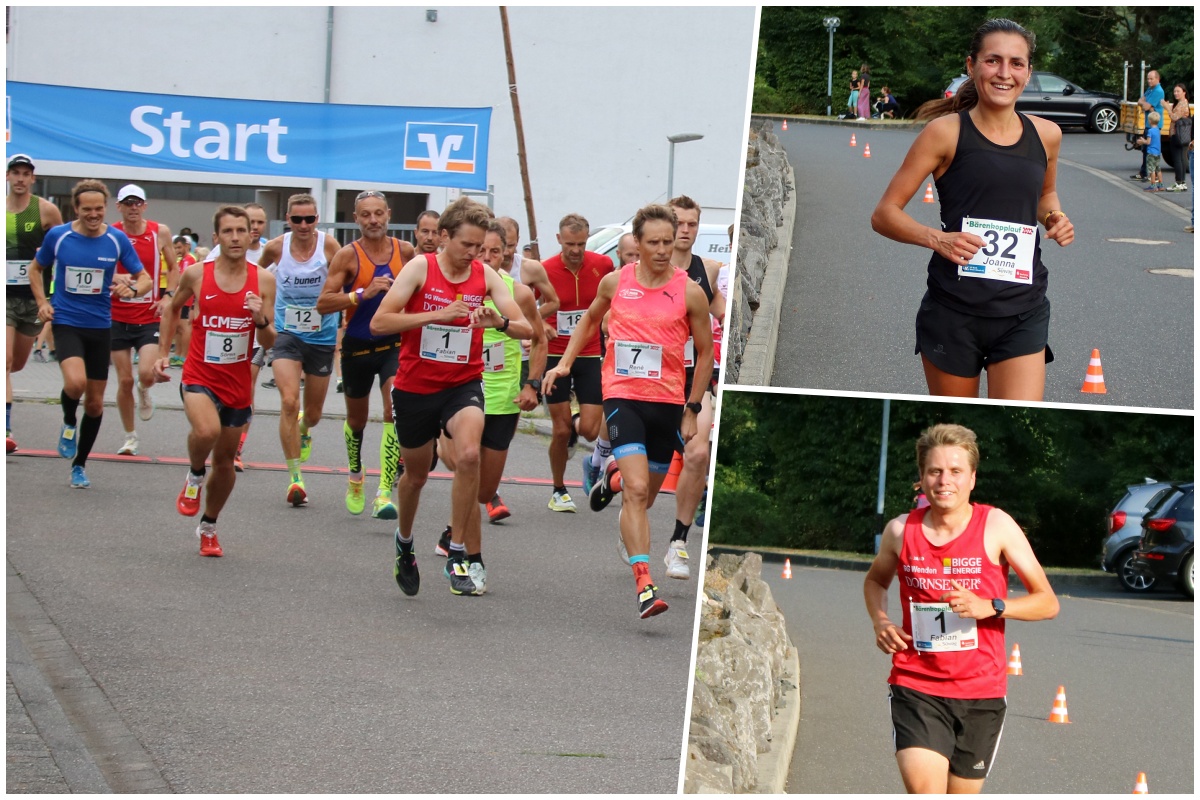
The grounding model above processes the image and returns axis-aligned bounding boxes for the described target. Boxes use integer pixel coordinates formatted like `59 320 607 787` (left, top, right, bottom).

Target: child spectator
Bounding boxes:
1138 111 1165 192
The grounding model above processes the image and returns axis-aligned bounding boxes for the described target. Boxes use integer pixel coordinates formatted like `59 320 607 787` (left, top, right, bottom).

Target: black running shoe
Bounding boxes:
434 525 451 557
446 557 480 596
394 552 420 596
638 583 669 618
590 463 619 512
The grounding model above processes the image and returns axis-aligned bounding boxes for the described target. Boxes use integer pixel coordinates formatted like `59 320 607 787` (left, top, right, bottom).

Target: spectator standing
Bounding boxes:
1165 83 1191 192
857 63 873 120
1137 112 1165 192
1131 70 1165 181
848 69 862 118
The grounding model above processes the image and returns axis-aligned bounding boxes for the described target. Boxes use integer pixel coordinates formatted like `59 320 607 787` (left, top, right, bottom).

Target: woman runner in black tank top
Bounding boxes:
870 19 1074 401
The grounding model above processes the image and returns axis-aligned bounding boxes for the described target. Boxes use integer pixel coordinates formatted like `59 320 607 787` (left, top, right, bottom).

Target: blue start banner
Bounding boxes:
6 81 491 190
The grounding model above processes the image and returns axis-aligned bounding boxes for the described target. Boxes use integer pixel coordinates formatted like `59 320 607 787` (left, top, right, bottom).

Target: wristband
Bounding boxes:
162 290 174 297
255 318 270 330
1042 210 1063 227
497 315 510 332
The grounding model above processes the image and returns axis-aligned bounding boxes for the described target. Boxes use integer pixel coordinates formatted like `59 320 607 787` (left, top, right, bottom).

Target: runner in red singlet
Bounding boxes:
154 206 276 558
864 423 1058 793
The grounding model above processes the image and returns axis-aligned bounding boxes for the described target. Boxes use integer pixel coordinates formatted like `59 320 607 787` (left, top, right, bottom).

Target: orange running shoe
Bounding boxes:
177 471 204 516
486 494 511 523
197 521 223 557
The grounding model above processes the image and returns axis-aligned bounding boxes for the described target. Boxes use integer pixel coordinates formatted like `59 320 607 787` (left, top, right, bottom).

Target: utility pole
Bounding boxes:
499 8 540 260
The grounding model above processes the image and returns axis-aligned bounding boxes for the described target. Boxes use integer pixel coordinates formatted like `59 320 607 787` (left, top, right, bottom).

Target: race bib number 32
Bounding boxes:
420 324 472 363
958 217 1036 284
910 602 978 653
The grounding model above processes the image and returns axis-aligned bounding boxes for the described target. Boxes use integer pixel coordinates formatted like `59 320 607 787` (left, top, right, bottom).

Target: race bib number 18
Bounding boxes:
910 602 978 653
557 309 584 336
958 217 1036 284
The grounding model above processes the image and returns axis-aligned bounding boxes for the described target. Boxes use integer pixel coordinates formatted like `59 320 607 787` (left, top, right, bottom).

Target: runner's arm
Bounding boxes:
27 255 52 320
316 245 358 315
155 263 201 378
1031 117 1073 247
370 260 465 335
991 510 1059 621
519 260 560 319
113 240 153 299
704 259 726 322
256 237 283 271
39 198 64 229
684 281 714 409
478 265 534 340
864 517 912 653
253 270 277 351
515 283 546 410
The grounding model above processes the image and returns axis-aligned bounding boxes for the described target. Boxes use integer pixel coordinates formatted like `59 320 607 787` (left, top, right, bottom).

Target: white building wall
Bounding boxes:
7 6 755 256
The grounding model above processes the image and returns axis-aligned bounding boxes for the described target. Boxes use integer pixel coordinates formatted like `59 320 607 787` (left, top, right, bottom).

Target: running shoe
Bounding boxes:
261 377 276 389
445 557 480 596
117 431 139 456
468 562 488 595
582 457 601 495
169 354 185 368
336 378 344 394
6 434 17 453
137 385 155 421
197 521 223 557
47 350 57 363
393 532 420 596
57 424 78 460
177 471 204 516
694 488 709 527
590 462 620 512
298 412 312 463
32 349 45 363
637 583 668 619
567 411 580 451
434 525 452 557
1166 183 1188 192
233 453 244 473
69 465 91 489
664 540 690 580
345 478 366 515
548 489 577 513
287 480 308 507
486 494 511 523
371 493 398 520
1129 173 1148 181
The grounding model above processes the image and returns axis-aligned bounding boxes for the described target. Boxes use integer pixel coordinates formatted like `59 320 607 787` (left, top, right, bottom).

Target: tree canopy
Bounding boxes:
755 6 1195 116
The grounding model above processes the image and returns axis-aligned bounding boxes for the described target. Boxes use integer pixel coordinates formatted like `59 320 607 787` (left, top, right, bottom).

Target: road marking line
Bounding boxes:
1059 157 1191 222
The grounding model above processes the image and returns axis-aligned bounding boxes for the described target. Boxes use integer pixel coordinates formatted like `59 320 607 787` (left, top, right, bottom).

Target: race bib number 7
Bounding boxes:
613 340 663 379
958 217 1036 284
910 602 978 653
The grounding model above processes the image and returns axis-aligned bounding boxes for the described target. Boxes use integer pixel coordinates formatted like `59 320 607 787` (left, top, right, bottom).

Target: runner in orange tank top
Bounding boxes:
543 204 713 620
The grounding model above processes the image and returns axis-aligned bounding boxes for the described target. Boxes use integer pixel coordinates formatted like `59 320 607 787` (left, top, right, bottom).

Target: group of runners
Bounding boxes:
7 157 725 618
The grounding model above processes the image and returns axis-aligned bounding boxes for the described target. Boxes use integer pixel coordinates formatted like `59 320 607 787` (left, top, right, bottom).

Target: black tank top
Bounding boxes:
7 195 47 299
686 254 714 303
928 111 1048 317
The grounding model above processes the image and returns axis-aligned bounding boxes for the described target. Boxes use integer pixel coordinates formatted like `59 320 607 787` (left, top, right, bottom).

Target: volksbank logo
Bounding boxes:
404 123 478 174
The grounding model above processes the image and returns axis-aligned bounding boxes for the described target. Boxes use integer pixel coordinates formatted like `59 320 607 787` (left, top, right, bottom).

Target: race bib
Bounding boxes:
6 260 31 286
204 330 250 364
65 266 105 295
683 336 695 369
958 216 1036 284
283 305 321 333
910 602 979 653
483 340 506 372
557 309 584 337
420 323 472 363
613 340 663 379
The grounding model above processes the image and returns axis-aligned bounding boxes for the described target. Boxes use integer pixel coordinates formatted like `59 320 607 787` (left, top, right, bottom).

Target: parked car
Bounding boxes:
1102 480 1171 592
1131 483 1194 599
942 72 1121 132
586 222 732 271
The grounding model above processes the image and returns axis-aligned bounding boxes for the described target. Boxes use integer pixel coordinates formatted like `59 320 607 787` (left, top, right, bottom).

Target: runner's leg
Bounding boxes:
921 356 981 398
984 350 1045 401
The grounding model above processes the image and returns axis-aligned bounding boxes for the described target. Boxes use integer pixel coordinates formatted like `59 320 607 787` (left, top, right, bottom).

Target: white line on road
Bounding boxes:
1059 157 1191 222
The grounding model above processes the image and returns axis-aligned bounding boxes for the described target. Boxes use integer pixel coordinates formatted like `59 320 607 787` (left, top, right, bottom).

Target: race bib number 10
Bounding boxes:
613 340 663 379
910 602 978 653
958 217 1036 284
65 266 105 295
420 324 472 363
6 261 31 286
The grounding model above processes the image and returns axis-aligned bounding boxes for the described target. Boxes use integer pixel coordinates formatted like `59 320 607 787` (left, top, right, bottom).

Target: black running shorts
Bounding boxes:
602 397 684 473
544 355 602 406
481 412 520 452
340 336 400 399
110 321 160 352
915 293 1053 378
53 324 111 381
391 380 484 449
180 383 253 428
889 684 1007 779
272 331 335 377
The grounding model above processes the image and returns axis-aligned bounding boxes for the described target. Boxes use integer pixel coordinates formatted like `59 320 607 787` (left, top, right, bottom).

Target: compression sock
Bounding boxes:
344 420 364 474
630 557 652 591
286 458 302 484
672 519 691 543
72 412 102 468
6 402 10 434
61 391 80 427
467 552 484 567
590 437 612 468
378 423 400 494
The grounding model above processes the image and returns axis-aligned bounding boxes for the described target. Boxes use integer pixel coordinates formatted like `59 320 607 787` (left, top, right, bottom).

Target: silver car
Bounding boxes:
1102 481 1172 592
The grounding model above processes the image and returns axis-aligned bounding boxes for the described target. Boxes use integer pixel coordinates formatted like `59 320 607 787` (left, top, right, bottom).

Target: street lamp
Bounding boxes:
667 132 704 201
824 16 840 117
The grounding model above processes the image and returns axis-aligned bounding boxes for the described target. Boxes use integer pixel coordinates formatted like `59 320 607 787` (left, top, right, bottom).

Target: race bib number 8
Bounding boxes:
613 340 663 379
6 261 31 286
284 305 321 333
65 266 105 295
557 309 584 336
204 330 250 364
958 217 1036 284
483 341 505 372
421 324 472 363
910 602 978 653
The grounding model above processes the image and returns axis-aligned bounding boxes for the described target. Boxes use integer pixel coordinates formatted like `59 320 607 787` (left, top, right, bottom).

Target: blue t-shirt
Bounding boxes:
1146 84 1165 119
1147 126 1161 156
35 224 143 329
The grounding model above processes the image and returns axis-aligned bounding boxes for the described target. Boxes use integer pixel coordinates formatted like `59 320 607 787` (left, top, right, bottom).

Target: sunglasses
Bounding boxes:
120 199 146 207
355 190 386 202
289 215 318 225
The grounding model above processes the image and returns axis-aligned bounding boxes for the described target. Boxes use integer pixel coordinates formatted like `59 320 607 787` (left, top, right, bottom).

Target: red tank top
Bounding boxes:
542 251 612 356
111 220 163 325
182 261 260 409
395 254 486 394
601 266 690 403
889 504 1009 699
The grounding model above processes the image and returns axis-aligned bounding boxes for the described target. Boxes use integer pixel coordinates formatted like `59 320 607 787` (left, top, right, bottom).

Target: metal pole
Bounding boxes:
1123 60 1130 103
827 27 834 117
667 141 676 202
499 7 540 261
1140 60 1147 98
875 399 890 548
320 6 334 223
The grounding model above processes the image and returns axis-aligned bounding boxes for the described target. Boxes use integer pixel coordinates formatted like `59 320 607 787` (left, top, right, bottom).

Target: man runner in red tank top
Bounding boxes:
154 206 276 558
864 423 1059 793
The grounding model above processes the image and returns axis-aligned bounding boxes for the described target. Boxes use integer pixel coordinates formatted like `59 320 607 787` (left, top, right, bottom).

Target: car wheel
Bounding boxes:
1118 550 1156 593
1177 552 1194 599
1090 105 1119 133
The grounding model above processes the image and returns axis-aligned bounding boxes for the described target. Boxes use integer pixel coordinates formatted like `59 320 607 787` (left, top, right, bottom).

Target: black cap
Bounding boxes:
6 154 34 170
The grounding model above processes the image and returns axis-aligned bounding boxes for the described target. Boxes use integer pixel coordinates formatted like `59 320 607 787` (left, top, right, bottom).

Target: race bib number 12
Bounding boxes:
958 217 1036 284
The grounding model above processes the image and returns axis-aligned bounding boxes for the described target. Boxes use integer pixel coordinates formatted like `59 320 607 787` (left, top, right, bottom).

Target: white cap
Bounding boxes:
117 184 146 203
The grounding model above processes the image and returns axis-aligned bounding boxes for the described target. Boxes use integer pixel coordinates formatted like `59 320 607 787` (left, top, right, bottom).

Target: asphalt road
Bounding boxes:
771 122 1193 409
6 398 699 793
771 565 1193 794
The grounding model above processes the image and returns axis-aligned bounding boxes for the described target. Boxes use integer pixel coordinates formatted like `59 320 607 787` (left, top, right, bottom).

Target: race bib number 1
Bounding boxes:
420 324 472 363
283 305 321 333
613 340 663 379
910 602 978 653
65 266 105 295
6 261 30 286
204 330 250 364
958 216 1036 284
557 309 584 337
483 341 505 372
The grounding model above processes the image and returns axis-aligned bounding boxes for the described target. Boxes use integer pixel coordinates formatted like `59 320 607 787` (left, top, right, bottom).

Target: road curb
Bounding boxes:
754 641 801 794
752 113 922 131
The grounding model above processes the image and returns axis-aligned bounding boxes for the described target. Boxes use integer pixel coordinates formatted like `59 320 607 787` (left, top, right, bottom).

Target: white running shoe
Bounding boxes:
117 431 139 456
664 539 690 580
138 385 155 421
468 562 488 595
548 489 577 512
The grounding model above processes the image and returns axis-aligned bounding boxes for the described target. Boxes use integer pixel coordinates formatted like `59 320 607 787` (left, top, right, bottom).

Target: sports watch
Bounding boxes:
685 402 703 414
990 598 1005 618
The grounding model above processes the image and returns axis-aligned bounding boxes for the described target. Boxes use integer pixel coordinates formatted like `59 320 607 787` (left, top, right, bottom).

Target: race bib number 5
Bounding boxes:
958 217 1036 284
420 324 472 363
65 266 105 295
6 260 30 286
910 602 978 653
204 330 250 364
613 340 663 379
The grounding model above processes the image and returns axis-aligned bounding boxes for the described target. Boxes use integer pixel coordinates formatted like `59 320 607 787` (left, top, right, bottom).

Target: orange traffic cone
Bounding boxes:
1132 772 1148 794
1007 643 1023 676
1081 348 1107 394
1048 685 1070 723
850 133 857 146
863 143 871 158
923 183 935 203
782 558 792 579
660 451 684 492
781 118 788 131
